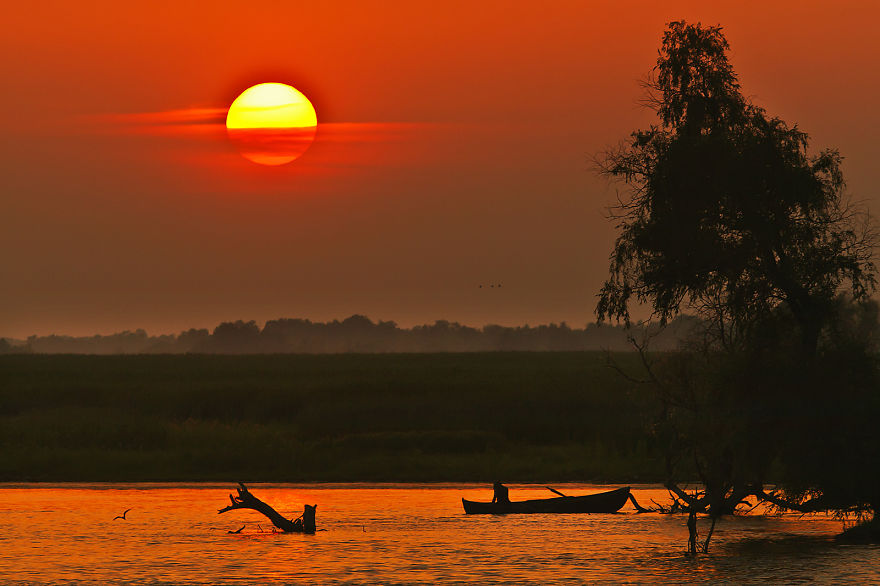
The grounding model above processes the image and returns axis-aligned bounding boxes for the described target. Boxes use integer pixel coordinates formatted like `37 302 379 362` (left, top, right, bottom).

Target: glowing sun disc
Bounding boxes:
226 82 317 166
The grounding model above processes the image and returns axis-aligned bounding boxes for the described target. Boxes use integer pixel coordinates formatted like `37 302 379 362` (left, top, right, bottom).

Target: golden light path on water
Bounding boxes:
0 484 874 584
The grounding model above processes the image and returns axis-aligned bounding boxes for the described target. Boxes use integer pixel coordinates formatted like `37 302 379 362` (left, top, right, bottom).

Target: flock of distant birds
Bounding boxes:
478 283 502 289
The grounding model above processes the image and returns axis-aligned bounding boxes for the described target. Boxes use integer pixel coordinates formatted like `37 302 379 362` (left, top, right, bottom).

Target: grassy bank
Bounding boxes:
0 352 662 482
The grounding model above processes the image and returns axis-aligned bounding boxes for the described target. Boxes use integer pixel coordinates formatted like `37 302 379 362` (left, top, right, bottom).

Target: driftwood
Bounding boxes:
218 483 316 534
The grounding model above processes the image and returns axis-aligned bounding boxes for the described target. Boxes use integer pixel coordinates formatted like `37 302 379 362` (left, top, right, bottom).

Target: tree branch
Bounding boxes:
754 489 828 514
218 482 316 534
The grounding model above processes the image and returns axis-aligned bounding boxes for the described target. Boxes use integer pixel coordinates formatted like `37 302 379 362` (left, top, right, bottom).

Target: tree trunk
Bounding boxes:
702 516 717 553
218 483 316 534
687 510 698 554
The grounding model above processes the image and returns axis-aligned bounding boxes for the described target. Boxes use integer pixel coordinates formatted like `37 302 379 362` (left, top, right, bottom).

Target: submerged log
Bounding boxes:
218 482 316 534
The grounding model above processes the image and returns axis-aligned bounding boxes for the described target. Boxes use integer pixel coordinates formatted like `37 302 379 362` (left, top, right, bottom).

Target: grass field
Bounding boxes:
0 352 664 482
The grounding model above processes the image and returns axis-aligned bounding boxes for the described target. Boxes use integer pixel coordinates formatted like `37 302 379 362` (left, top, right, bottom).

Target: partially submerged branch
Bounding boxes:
665 483 708 511
666 481 833 517
628 492 653 513
218 482 316 534
754 489 830 515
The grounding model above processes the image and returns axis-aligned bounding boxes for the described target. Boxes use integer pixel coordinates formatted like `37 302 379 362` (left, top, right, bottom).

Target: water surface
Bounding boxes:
1 484 877 584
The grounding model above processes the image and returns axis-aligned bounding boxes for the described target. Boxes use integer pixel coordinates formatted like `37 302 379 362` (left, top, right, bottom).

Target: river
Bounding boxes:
1 484 877 584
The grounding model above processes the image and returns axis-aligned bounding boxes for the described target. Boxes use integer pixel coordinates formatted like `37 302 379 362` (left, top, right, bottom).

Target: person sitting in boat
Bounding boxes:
492 481 510 504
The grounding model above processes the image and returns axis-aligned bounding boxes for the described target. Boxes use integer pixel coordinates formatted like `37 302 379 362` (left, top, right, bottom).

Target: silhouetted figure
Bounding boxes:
492 481 510 504
113 508 132 521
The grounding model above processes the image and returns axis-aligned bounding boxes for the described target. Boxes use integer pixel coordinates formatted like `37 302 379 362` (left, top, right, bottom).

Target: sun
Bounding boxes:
226 83 318 166
226 83 317 129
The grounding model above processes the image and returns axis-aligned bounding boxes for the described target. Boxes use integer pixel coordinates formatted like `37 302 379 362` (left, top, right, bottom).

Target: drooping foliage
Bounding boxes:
598 21 874 355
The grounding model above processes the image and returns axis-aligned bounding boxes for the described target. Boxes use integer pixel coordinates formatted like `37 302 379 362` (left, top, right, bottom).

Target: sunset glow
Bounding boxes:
5 3 880 581
226 83 317 165
4 1 880 339
226 83 317 129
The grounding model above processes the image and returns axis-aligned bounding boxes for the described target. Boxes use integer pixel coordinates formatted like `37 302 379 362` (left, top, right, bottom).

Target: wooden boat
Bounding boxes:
462 486 631 514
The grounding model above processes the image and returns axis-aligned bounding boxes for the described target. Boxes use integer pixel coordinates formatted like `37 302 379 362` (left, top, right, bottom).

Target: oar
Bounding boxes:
546 486 567 497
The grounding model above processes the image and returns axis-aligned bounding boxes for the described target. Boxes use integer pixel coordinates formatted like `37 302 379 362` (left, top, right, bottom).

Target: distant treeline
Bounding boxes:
1 315 695 354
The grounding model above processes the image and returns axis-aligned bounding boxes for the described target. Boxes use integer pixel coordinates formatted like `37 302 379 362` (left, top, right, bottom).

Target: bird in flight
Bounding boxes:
113 508 132 521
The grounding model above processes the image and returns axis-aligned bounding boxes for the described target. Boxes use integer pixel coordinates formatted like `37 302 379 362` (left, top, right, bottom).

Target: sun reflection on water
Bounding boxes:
0 484 874 584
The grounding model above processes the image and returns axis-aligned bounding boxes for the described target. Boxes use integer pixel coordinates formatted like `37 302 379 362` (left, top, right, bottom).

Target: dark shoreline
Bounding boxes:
0 352 664 483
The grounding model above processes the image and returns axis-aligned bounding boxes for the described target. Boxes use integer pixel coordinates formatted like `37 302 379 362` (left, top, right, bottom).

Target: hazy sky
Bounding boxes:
2 1 879 337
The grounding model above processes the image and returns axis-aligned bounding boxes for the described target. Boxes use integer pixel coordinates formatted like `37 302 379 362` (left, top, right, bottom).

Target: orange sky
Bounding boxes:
2 1 879 337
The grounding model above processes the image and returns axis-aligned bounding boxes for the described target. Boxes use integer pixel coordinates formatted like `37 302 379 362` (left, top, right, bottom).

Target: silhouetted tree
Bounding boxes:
598 20 874 356
208 320 262 353
13 316 690 354
177 328 211 352
597 20 878 549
